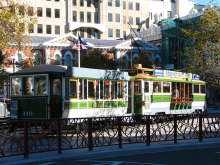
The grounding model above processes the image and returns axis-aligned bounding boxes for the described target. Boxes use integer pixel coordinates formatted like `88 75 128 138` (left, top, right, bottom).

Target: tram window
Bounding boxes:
100 80 104 99
111 81 117 99
88 81 95 98
35 76 47 96
23 77 33 96
163 82 170 93
144 82 149 93
79 79 83 99
95 80 99 99
11 77 22 96
200 85 206 93
52 79 61 95
84 79 88 99
134 81 141 94
153 82 161 93
118 82 123 98
69 81 77 98
104 81 110 99
193 84 200 93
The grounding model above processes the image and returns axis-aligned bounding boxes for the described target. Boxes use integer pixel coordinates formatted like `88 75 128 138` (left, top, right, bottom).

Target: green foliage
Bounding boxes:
182 7 220 86
81 49 117 70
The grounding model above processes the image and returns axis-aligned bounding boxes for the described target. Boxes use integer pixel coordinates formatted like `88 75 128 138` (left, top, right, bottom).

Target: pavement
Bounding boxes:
1 138 220 165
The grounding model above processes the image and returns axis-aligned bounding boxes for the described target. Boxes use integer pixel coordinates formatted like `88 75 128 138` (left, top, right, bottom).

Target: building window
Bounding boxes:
28 24 34 33
46 8 51 17
115 14 120 22
108 13 113 22
73 11 77 22
128 2 133 10
115 0 120 7
18 6 25 15
136 17 140 25
80 12 84 22
168 11 172 18
128 17 133 25
116 29 120 38
94 12 99 23
108 0 112 6
55 9 60 18
72 0 77 6
37 7 43 17
123 1 126 9
80 28 84 38
123 31 126 38
55 25 60 34
55 0 60 1
46 25 52 34
37 24 43 33
80 0 84 6
108 28 113 37
136 3 140 11
87 0 92 7
87 12 91 23
27 7 34 16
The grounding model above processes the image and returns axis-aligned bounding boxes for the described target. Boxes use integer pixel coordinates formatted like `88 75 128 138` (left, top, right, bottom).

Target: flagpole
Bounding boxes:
77 40 80 68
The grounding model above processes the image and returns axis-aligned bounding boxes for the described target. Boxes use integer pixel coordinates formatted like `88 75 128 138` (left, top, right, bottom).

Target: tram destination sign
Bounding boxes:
153 69 200 80
71 67 129 80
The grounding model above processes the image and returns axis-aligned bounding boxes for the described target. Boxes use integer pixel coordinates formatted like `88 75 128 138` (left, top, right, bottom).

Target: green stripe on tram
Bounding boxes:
151 95 171 103
193 95 206 101
69 101 127 109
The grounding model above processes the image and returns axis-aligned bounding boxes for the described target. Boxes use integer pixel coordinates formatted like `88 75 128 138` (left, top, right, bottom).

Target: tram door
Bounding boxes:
143 81 151 113
49 75 62 118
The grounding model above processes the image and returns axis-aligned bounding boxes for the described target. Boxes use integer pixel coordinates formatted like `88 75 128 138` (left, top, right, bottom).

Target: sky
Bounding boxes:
190 0 220 6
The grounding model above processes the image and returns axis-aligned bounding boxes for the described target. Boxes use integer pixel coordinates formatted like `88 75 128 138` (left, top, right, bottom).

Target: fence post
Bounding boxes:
57 119 62 154
117 117 122 148
146 116 151 146
199 114 203 142
174 115 177 144
24 120 29 159
87 118 93 151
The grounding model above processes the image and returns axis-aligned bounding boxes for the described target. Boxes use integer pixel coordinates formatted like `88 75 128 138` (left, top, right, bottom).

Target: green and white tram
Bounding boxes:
9 65 129 119
128 65 206 115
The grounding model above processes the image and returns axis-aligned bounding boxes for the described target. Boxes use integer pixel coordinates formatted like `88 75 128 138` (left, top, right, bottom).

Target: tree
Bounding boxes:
182 7 220 86
81 49 117 70
0 0 35 69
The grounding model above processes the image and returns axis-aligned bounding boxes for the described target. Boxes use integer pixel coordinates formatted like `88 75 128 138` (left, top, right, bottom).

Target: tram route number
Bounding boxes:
104 70 125 80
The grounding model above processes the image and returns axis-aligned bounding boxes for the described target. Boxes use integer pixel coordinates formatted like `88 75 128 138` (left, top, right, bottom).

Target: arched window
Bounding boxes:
55 54 62 65
64 51 73 66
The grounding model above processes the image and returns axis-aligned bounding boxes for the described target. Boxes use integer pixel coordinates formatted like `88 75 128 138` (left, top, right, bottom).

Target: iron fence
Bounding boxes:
0 114 220 158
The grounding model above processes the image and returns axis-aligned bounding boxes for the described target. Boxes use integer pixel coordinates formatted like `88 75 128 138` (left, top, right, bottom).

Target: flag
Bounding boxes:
72 44 78 50
78 34 88 50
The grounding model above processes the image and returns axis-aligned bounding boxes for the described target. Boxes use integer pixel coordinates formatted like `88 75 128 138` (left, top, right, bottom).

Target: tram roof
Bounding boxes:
10 64 67 75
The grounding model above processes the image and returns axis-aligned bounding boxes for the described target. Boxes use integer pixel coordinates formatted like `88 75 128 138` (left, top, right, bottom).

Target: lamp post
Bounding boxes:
77 40 81 68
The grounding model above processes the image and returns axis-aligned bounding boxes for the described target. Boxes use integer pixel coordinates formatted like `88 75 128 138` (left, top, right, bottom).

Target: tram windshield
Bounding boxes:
11 75 48 96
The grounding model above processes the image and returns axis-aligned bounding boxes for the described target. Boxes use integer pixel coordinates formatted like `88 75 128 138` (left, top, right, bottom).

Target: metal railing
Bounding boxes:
0 114 220 158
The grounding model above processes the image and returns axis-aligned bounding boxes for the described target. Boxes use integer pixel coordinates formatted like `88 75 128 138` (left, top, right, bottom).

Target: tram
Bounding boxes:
128 64 206 115
9 65 129 119
9 64 206 119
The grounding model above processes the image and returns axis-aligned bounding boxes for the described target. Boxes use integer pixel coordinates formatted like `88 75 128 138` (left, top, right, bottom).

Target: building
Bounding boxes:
16 0 148 40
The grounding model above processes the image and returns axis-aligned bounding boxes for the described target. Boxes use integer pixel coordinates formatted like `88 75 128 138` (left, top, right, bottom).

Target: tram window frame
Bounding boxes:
118 81 124 98
200 84 206 93
134 81 141 94
22 76 34 96
69 80 77 98
111 81 117 99
84 79 88 99
95 80 100 99
163 82 171 93
193 84 200 93
153 82 161 93
79 79 83 99
100 80 104 99
34 76 47 96
88 80 95 99
52 78 61 96
144 81 149 93
104 80 111 99
11 77 22 96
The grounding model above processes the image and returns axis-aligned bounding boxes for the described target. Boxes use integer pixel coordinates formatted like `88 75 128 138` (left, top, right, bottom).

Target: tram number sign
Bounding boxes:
104 70 125 80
